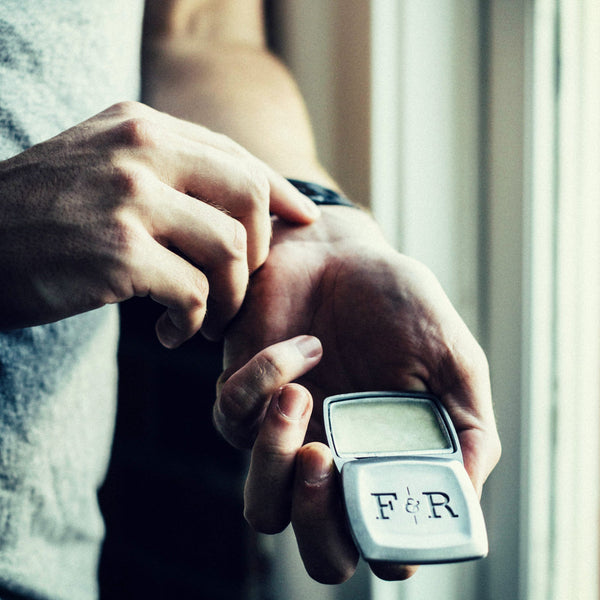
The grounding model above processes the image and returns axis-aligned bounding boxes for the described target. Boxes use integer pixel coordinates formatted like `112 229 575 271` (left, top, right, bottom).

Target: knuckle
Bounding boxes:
229 218 248 257
253 435 299 468
104 210 139 259
251 238 270 273
97 223 141 303
106 100 148 119
244 165 270 211
214 218 248 264
217 380 250 422
410 256 437 280
215 383 262 449
436 324 490 394
108 163 147 198
458 332 489 372
253 351 286 385
114 117 160 150
212 401 231 441
185 269 209 309
215 367 236 399
192 266 210 299
212 401 244 448
456 337 490 389
101 269 134 304
473 342 491 378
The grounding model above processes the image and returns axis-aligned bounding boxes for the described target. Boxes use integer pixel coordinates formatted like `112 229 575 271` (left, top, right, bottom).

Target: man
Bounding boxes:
0 0 500 597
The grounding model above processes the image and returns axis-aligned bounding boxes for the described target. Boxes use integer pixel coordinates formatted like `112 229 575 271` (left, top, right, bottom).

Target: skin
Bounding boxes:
0 78 317 347
141 0 500 584
0 0 501 585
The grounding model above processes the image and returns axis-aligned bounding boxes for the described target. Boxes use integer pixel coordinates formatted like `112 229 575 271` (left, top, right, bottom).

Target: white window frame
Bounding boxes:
548 1 600 598
486 2 600 600
372 1 600 599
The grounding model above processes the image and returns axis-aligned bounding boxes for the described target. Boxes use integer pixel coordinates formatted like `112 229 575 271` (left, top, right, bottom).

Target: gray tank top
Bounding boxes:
0 1 144 598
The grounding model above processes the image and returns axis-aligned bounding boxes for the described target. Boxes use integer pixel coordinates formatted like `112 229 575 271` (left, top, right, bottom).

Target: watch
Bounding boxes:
287 178 355 208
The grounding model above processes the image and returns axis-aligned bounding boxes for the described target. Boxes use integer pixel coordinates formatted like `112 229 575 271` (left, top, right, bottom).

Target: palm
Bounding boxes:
223 213 480 446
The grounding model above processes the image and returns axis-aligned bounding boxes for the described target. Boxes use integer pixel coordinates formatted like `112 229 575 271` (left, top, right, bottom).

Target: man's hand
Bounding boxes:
215 207 501 583
0 101 318 345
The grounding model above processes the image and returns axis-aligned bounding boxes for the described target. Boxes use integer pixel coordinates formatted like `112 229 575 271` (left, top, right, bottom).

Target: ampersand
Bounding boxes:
405 497 420 514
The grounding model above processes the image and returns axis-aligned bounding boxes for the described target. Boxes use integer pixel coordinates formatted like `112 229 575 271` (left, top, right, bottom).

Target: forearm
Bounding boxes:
142 6 335 187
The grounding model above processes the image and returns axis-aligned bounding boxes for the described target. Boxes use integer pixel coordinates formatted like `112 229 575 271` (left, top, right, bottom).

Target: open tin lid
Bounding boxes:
323 391 488 565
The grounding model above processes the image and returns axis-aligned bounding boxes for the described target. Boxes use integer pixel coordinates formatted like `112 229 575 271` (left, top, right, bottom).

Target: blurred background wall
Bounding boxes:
267 0 372 207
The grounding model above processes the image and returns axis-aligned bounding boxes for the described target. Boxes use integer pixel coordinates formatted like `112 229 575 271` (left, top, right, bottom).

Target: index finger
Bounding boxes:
214 335 323 448
147 108 321 227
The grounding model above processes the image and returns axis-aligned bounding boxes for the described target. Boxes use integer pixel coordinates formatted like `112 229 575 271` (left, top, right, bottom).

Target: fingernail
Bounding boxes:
295 335 322 360
156 313 184 349
276 386 308 420
302 450 332 485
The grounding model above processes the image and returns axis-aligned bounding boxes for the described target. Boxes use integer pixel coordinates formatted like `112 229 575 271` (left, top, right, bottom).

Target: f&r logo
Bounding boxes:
372 487 459 523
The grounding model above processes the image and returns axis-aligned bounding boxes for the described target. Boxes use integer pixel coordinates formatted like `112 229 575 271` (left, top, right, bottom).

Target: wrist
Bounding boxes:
272 199 389 257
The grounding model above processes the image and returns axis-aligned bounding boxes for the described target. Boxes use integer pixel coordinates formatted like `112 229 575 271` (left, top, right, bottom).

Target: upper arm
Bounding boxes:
143 0 266 48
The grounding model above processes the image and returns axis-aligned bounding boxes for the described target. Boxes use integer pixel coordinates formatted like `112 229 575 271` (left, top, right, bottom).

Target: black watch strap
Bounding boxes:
287 178 355 208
